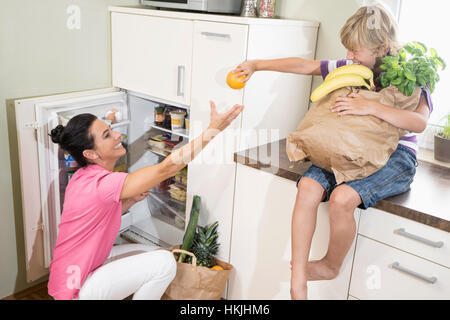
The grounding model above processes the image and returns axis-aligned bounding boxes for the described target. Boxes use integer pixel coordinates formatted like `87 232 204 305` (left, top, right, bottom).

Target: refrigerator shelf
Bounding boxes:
149 122 189 139
111 120 131 129
152 211 185 231
148 147 171 158
148 190 186 220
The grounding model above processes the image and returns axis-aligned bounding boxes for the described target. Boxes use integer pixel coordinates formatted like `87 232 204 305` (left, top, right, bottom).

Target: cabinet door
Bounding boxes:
228 164 359 300
186 21 248 262
111 13 193 105
240 23 318 150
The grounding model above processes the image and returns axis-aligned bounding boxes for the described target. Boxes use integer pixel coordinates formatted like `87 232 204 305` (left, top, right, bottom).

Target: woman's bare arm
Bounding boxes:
119 102 244 200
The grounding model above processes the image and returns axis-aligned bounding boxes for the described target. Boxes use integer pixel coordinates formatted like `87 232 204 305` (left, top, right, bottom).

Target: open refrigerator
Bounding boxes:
15 87 191 282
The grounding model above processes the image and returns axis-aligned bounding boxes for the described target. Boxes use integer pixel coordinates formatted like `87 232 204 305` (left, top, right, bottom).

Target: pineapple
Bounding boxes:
187 221 219 268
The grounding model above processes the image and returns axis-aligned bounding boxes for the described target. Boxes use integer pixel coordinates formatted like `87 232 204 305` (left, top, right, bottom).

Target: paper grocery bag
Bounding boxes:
162 246 233 300
286 86 421 184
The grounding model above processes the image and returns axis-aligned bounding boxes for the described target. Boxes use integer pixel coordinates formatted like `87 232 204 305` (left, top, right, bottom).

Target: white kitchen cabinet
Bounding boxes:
358 208 450 268
228 164 359 300
111 13 193 106
349 235 449 300
186 21 248 261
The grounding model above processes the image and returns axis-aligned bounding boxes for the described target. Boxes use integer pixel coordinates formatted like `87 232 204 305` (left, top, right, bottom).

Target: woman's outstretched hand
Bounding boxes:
207 101 244 133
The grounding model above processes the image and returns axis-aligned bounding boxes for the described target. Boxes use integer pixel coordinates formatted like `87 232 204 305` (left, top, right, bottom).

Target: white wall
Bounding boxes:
0 0 140 299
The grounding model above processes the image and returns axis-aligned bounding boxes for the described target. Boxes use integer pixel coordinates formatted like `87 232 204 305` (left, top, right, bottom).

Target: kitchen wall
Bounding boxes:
1 0 376 298
275 0 377 90
0 0 140 299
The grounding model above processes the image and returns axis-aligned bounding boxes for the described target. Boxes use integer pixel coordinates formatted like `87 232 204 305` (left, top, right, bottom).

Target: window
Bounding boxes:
364 0 448 150
398 0 449 127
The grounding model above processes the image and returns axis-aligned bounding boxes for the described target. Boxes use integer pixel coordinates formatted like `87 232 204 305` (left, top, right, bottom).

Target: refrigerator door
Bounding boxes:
15 87 126 282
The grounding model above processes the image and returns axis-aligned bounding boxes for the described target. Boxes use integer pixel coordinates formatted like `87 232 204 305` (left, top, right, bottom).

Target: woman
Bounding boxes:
47 101 244 300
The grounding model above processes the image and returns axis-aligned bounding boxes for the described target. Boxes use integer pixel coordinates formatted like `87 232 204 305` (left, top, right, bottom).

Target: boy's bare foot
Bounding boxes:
306 259 339 281
290 285 308 300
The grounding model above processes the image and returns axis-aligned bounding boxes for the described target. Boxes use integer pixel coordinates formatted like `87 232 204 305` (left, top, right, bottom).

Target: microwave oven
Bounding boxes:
141 0 242 14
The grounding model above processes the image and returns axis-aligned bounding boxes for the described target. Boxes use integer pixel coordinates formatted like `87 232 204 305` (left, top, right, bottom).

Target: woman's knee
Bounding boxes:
154 250 177 280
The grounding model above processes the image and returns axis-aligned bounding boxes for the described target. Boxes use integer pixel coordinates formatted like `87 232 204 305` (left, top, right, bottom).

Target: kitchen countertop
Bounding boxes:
234 139 450 232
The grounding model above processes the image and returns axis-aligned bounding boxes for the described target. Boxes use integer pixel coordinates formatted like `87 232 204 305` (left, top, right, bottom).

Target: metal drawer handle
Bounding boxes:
394 228 444 248
392 261 437 284
201 31 231 39
177 65 185 97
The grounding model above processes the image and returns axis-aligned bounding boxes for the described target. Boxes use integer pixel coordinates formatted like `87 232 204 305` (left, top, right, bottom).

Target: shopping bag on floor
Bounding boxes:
162 246 233 300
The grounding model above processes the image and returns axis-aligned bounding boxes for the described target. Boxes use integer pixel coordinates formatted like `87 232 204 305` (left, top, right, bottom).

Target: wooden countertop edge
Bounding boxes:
234 153 450 233
374 200 450 232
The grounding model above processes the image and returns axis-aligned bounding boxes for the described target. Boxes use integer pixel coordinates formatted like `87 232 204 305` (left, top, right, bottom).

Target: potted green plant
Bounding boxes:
434 113 450 163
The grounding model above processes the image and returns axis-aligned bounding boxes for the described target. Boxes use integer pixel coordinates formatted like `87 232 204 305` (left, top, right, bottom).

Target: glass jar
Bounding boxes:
240 0 257 17
259 0 276 18
154 106 164 126
163 107 172 129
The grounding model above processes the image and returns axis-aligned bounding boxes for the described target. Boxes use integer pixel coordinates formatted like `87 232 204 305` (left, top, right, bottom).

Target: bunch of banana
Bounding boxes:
310 64 375 102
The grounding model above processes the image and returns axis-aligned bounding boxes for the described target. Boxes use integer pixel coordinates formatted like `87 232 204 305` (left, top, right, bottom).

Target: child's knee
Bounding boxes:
297 177 326 203
329 185 361 213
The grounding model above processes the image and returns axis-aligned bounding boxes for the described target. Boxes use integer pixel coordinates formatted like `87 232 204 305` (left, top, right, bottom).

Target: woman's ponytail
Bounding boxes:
50 125 65 144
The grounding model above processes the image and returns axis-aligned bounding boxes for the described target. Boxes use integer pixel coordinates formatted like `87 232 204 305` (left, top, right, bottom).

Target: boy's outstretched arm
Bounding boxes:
233 58 322 82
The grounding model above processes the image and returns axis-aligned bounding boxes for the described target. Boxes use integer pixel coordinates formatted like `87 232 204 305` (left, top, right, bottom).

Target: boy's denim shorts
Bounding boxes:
296 145 419 210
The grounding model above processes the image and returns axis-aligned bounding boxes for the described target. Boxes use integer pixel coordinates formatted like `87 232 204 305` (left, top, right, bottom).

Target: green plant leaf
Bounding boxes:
404 45 414 54
404 70 416 82
382 55 397 64
413 41 427 53
430 48 437 58
391 77 402 86
406 81 415 96
386 69 397 80
436 57 446 70
392 61 401 70
398 82 406 94
380 75 389 88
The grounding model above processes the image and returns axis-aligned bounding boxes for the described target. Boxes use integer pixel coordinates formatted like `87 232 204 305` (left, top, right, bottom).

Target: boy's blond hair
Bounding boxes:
340 3 402 56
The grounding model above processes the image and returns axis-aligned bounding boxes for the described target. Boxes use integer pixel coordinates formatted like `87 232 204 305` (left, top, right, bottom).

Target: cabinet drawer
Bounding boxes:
359 208 450 268
349 236 450 299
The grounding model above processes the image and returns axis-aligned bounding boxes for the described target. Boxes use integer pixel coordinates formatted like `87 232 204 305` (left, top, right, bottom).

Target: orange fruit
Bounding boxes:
211 265 224 271
226 71 246 89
